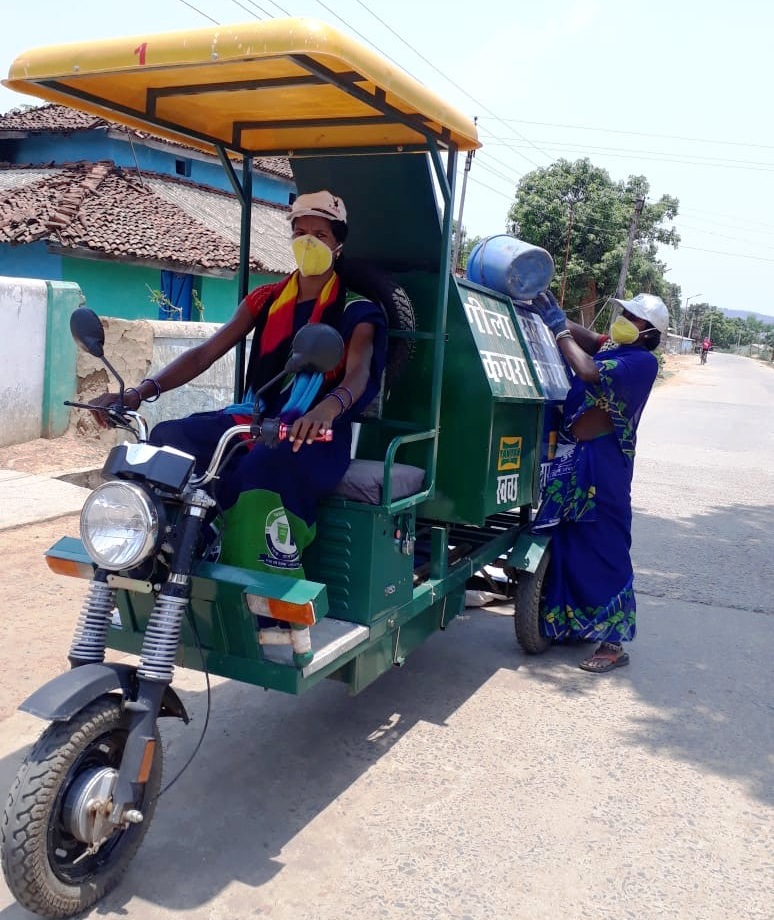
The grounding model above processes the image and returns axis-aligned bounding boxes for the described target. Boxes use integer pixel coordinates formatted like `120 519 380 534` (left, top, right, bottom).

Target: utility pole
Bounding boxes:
559 198 576 307
682 293 702 338
451 117 476 274
615 197 645 298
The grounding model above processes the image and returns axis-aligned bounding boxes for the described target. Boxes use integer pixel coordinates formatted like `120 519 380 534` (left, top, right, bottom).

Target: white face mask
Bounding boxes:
291 235 340 277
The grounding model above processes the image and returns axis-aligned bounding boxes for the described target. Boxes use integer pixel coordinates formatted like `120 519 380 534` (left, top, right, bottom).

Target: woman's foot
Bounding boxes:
578 641 630 673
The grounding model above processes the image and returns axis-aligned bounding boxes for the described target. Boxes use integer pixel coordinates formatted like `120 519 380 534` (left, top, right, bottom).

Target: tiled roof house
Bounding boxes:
0 104 297 323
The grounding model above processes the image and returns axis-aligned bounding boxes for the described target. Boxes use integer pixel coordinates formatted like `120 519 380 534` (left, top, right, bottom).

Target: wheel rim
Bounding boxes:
47 727 144 884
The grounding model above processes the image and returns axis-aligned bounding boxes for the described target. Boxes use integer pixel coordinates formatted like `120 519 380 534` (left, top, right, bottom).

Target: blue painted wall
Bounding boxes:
0 241 62 280
4 131 294 204
1 128 291 318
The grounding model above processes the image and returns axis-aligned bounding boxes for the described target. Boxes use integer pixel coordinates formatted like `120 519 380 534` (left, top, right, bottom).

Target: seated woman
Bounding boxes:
92 190 388 580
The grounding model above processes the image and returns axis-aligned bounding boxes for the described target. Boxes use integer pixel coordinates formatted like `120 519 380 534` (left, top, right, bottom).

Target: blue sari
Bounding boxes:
533 343 658 643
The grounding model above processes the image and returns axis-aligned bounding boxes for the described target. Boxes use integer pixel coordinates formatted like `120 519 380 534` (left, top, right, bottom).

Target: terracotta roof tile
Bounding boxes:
0 104 293 178
0 104 103 133
0 162 295 275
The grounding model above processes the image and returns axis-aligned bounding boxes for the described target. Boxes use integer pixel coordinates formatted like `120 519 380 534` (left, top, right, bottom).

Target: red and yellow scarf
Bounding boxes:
243 271 347 407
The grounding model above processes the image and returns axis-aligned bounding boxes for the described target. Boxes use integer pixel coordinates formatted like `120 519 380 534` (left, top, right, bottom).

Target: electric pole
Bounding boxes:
451 117 476 274
615 197 645 298
559 187 583 307
559 198 576 307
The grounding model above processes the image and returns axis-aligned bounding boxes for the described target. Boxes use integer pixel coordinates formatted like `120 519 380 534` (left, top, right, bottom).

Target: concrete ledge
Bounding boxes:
0 470 91 530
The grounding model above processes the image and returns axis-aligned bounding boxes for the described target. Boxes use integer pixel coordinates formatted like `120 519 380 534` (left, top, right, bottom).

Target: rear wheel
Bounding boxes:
514 549 553 654
1 694 162 919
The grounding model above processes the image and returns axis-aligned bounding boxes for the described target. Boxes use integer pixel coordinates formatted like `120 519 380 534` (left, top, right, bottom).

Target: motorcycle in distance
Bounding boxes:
0 307 344 918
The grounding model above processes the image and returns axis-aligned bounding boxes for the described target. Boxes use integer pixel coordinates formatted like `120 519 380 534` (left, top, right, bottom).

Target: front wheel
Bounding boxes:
514 549 553 654
1 694 162 919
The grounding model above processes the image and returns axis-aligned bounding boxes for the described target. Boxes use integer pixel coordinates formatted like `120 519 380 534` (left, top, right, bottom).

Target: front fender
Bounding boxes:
506 532 551 574
20 662 189 724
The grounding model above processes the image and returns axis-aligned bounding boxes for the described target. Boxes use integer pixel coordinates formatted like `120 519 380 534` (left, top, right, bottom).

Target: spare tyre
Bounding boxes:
336 256 416 389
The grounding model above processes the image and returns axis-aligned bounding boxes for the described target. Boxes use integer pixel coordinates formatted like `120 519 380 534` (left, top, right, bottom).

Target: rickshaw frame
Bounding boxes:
5 17 555 698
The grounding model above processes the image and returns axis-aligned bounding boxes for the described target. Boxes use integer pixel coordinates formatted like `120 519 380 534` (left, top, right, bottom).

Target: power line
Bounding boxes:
242 0 284 15
475 158 522 187
347 0 549 169
680 245 774 263
680 206 774 235
678 221 774 248
476 130 774 171
480 117 774 152
176 0 219 24
475 135 774 173
226 0 263 18
307 0 425 79
469 175 514 202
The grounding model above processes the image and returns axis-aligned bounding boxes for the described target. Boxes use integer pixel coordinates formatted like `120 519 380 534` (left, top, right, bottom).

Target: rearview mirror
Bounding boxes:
287 323 344 374
70 308 105 358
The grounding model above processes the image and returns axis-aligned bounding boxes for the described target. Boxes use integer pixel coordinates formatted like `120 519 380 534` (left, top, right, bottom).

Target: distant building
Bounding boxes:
0 104 296 323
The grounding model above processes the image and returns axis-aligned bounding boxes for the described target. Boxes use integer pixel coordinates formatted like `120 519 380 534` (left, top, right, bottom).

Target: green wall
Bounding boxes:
62 256 282 324
62 258 161 320
200 273 281 323
43 282 83 437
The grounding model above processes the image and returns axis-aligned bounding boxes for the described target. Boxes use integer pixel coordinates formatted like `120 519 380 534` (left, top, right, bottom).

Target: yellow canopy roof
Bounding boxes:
4 17 480 157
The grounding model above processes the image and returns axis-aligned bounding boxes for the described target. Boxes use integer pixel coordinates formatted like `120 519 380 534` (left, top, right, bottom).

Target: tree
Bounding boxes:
451 220 482 274
507 158 679 328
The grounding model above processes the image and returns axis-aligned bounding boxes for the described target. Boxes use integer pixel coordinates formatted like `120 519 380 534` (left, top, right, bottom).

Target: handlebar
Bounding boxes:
65 397 333 488
276 422 333 443
64 400 149 441
191 418 334 487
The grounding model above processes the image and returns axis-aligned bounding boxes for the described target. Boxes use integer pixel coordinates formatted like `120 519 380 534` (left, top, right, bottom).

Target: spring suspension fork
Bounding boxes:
137 589 189 683
137 489 213 684
68 574 117 666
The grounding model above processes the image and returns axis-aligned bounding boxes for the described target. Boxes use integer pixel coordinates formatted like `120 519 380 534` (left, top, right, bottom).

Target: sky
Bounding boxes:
2 0 772 318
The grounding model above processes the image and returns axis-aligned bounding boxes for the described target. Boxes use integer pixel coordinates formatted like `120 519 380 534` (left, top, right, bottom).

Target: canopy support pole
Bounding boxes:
424 140 457 491
218 147 253 400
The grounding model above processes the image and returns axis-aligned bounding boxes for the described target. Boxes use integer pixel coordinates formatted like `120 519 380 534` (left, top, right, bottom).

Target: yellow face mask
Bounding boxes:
610 316 641 344
291 235 338 277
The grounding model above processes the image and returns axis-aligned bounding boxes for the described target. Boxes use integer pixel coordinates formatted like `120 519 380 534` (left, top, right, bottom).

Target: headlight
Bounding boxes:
80 481 160 571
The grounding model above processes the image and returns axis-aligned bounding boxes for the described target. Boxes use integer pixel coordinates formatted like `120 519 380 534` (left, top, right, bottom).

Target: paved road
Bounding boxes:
1 353 771 920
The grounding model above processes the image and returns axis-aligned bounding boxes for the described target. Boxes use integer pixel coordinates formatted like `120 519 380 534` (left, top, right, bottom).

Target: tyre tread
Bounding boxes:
514 550 553 655
1 694 161 919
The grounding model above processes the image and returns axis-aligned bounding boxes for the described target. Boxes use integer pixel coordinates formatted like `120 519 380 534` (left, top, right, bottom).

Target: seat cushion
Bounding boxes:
333 459 425 504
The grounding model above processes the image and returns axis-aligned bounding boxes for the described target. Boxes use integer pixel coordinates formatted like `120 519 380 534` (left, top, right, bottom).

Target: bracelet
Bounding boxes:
554 330 572 342
124 387 141 408
140 377 162 402
324 391 346 417
332 385 354 410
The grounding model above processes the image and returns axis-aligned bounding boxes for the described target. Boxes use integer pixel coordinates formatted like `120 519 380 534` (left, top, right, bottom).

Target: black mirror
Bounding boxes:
70 308 105 358
287 323 344 374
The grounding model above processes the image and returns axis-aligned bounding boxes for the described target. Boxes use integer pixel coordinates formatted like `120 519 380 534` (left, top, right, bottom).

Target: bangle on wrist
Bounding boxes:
332 385 354 410
124 387 141 408
140 377 162 402
325 392 346 417
555 329 572 342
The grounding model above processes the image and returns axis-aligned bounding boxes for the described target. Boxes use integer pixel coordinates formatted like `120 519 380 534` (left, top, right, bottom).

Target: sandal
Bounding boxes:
578 642 630 673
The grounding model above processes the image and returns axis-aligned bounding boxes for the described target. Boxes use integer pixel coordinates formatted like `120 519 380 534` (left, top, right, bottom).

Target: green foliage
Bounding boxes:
146 284 205 322
451 221 483 273
507 158 679 326
678 301 774 348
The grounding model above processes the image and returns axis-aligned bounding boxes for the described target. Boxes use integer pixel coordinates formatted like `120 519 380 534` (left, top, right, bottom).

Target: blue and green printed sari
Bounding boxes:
533 343 658 644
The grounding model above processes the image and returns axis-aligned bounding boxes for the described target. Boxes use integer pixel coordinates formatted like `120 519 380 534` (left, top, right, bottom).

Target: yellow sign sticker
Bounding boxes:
497 436 522 471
